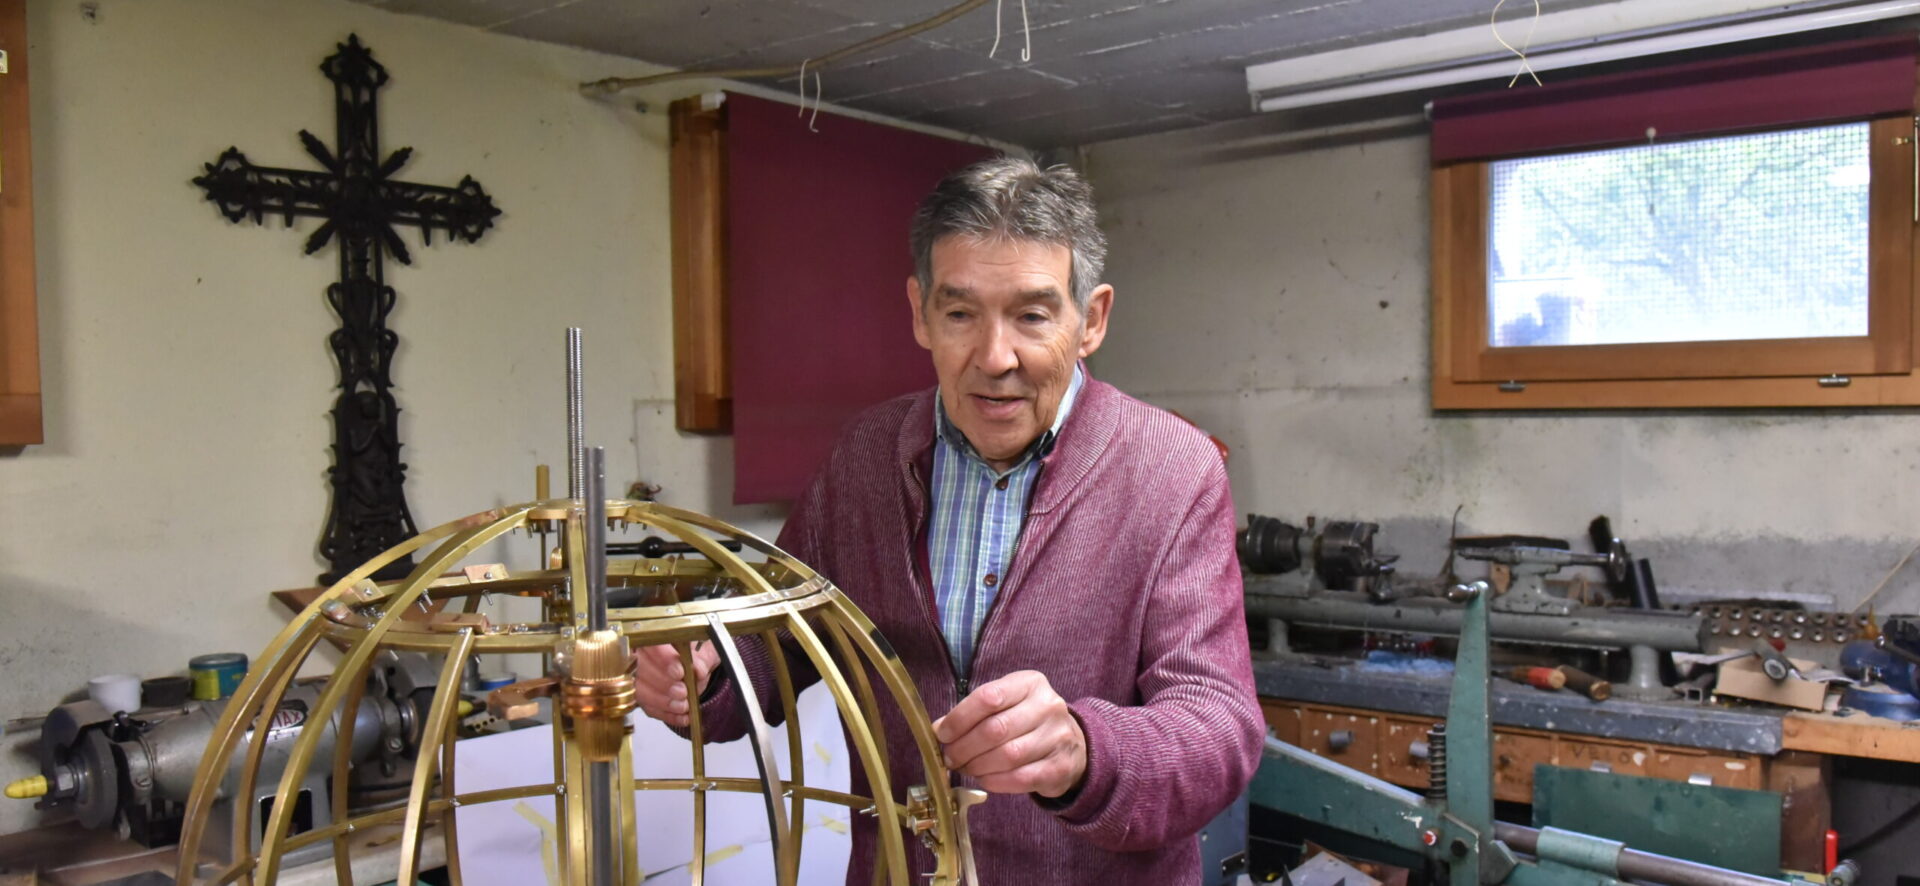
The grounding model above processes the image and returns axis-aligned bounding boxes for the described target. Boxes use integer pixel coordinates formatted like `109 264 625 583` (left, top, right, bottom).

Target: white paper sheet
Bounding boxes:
454 683 853 885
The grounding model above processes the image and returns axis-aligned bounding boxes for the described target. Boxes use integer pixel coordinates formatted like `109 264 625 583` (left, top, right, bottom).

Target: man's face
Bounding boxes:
909 236 1113 471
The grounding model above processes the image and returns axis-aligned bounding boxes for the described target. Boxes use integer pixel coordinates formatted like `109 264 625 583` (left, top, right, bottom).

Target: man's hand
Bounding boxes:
932 670 1087 798
631 642 720 728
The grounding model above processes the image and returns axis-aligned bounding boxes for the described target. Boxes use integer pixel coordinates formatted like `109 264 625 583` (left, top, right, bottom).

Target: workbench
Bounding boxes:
1254 657 1920 873
0 819 447 885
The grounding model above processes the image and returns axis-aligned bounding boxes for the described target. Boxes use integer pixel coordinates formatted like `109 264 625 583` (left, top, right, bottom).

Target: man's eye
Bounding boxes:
946 310 969 321
1020 312 1047 323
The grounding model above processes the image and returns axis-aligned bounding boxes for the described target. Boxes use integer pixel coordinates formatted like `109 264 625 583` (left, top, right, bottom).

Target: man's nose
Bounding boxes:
975 318 1019 377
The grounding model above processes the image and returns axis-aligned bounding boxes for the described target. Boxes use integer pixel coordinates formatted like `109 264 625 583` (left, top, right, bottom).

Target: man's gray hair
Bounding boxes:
910 157 1108 313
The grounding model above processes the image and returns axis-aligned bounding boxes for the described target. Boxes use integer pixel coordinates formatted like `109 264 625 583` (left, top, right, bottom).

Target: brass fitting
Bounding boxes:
565 629 636 761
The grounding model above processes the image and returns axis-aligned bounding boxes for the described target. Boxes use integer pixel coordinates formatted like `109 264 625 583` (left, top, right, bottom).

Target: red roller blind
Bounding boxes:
1431 35 1917 164
726 92 995 504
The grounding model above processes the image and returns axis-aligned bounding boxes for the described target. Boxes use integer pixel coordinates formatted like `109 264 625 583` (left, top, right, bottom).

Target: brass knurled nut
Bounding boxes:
561 676 638 719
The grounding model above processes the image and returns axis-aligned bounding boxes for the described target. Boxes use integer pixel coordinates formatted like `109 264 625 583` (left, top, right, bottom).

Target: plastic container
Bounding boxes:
87 674 142 713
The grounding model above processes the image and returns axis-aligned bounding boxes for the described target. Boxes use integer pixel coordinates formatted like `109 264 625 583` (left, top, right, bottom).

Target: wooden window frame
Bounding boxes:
0 0 39 444
1434 112 1920 410
669 94 731 434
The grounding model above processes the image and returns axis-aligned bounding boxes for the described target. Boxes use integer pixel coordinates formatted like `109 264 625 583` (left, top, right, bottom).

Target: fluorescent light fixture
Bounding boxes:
1248 0 1920 113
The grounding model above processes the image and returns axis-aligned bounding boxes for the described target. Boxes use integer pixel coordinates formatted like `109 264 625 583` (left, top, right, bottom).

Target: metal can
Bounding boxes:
189 652 248 701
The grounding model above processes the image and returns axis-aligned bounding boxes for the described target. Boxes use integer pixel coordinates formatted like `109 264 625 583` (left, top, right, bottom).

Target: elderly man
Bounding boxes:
633 157 1261 883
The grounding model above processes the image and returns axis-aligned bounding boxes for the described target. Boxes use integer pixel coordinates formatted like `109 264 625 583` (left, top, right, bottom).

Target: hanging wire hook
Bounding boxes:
796 58 811 115
989 0 1031 62
990 0 1004 58
1019 0 1032 62
809 70 822 132
1491 0 1543 88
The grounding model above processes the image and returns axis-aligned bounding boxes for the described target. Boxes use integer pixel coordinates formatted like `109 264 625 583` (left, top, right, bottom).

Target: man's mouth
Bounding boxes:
969 393 1026 417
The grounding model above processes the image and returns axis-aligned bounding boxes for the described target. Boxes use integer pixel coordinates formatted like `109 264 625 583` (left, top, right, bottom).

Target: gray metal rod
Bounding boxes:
588 759 615 884
566 328 585 499
585 445 614 884
1244 590 1707 652
585 446 609 632
1494 822 1786 886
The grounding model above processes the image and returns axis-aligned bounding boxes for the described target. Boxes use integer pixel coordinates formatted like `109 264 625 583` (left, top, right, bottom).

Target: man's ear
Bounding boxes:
908 276 932 350
1076 284 1115 359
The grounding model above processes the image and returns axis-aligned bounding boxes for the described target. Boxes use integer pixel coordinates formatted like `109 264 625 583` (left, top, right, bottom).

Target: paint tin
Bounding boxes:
476 672 517 691
189 653 248 701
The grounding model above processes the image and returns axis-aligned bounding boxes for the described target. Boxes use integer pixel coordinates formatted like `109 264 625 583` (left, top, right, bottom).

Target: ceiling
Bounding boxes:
349 0 1614 148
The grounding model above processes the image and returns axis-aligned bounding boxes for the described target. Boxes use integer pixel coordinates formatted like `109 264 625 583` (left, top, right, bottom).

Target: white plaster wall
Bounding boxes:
0 0 794 835
1084 121 1920 610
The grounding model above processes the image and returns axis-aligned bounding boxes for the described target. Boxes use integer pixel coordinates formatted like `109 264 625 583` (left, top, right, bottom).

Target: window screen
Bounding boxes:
1487 122 1871 348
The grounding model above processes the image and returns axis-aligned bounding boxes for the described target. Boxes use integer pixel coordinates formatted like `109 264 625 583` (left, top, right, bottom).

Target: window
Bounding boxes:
1431 37 1918 408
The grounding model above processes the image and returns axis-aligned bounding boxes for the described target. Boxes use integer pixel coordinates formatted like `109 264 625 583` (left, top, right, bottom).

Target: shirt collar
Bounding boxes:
934 365 1084 475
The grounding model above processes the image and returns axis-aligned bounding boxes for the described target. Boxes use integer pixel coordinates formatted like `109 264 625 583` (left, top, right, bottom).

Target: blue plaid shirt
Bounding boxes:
928 367 1084 681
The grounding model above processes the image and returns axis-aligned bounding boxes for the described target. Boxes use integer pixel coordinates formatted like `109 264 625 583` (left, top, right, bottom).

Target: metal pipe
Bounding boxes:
566 328 585 499
585 446 609 632
584 444 614 885
1495 822 1787 886
1244 589 1707 652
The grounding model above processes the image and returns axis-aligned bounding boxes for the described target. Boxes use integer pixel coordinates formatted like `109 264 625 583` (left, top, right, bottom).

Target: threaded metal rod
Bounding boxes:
566 328 585 498
1425 723 1448 803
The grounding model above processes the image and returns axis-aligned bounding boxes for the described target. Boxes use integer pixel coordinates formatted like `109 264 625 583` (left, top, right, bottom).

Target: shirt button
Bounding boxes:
995 477 1009 491
983 573 998 587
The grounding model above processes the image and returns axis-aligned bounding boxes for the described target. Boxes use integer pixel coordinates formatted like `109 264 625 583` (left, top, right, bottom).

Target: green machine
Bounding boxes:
1248 581 1858 886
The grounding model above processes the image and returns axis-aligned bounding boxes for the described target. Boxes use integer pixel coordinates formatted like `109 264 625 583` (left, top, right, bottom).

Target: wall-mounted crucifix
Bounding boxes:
193 35 500 583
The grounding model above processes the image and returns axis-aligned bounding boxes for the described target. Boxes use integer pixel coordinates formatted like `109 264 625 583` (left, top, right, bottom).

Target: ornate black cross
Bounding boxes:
193 35 500 583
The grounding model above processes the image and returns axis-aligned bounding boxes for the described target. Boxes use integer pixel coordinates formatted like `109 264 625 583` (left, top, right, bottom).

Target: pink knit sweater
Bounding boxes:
697 376 1261 884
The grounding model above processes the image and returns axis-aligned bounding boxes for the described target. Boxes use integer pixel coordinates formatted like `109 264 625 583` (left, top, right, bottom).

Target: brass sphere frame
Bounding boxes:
175 498 981 886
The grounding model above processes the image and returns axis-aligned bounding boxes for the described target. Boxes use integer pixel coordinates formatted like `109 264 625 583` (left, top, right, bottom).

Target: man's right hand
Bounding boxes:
632 642 720 728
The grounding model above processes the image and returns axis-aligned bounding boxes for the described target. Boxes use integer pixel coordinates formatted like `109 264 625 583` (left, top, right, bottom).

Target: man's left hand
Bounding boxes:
932 670 1087 798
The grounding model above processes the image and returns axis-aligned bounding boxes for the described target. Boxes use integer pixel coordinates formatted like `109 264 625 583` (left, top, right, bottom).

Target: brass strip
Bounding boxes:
173 608 319 882
785 611 908 886
284 801 428 853
256 513 528 883
644 503 818 581
825 589 967 883
451 784 555 808
550 689 572 883
230 626 329 882
764 629 806 884
399 630 476 882
705 612 792 875
616 740 638 886
562 733 590 883
440 638 473 886
680 642 708 886
626 777 868 808
823 616 891 777
643 511 780 597
330 663 372 886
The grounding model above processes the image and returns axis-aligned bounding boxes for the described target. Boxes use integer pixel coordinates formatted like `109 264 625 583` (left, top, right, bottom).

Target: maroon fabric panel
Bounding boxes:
1432 36 1917 163
726 93 994 503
